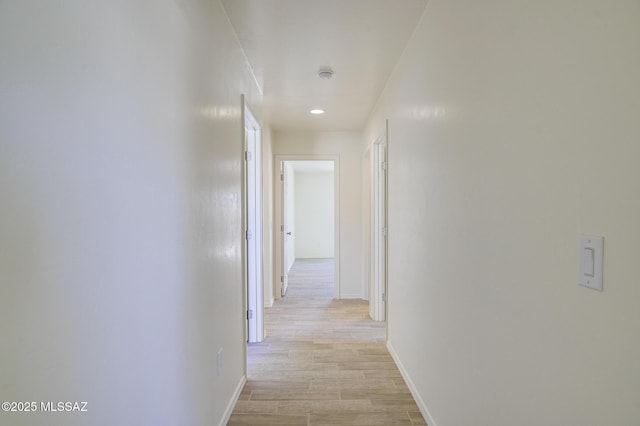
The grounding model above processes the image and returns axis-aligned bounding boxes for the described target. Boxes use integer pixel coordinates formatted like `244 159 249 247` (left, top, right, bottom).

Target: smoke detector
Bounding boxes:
318 68 334 80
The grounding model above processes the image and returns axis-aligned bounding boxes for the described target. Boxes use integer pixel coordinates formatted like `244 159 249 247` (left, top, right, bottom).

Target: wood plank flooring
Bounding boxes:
228 259 426 425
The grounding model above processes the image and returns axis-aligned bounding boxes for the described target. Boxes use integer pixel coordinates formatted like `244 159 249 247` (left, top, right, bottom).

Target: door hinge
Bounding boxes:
281 224 284 232
381 226 387 237
280 173 284 181
247 309 253 320
245 151 253 161
280 275 284 283
246 229 252 240
381 161 387 171
382 292 386 302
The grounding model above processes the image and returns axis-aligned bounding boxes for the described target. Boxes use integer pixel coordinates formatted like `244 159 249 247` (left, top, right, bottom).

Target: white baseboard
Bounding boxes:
264 297 274 308
219 374 246 426
386 341 437 426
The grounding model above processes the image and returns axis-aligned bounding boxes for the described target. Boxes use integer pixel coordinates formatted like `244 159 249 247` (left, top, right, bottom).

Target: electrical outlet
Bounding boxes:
216 348 223 376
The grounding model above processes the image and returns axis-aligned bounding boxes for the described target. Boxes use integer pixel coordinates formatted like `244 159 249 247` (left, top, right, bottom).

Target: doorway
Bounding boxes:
275 155 340 299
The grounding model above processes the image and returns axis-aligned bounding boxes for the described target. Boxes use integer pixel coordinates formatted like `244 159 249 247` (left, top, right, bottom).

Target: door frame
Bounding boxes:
369 121 388 322
362 146 371 302
274 155 340 299
242 95 264 343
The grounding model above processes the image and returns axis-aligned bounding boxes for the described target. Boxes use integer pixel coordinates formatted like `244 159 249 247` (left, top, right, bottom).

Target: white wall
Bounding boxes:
294 170 334 259
365 1 640 425
274 131 363 298
0 1 261 425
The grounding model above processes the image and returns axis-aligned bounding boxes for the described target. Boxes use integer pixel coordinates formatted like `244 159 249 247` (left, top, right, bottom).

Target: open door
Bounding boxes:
279 162 293 296
370 121 388 321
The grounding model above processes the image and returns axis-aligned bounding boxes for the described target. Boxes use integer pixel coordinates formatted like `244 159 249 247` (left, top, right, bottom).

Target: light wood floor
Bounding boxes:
228 259 426 426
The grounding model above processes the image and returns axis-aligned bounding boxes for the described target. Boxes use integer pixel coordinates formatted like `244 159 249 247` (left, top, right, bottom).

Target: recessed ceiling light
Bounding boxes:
310 109 325 115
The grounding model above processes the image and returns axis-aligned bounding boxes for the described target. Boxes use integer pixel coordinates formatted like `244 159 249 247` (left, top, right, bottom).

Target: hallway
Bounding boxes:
3 2 639 425
229 259 426 425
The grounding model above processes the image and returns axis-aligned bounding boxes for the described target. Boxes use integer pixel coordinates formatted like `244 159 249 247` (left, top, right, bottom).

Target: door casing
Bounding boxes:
242 96 264 343
369 121 388 322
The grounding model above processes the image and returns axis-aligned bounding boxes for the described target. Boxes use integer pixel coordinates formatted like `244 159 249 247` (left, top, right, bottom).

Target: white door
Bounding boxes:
370 123 387 321
280 162 294 296
362 148 372 302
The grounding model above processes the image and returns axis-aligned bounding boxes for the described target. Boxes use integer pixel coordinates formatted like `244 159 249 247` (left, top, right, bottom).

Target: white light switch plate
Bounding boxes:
578 235 603 291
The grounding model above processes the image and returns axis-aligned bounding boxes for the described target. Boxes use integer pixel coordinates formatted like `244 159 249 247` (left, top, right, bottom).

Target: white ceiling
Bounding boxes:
221 0 428 132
